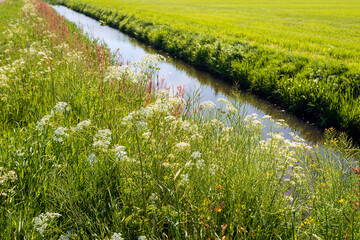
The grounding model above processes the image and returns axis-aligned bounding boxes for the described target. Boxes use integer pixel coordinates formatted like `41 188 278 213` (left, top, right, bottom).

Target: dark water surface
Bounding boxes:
52 5 323 143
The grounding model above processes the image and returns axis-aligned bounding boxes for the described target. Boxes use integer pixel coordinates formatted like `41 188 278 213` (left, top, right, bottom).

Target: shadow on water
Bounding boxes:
52 5 323 144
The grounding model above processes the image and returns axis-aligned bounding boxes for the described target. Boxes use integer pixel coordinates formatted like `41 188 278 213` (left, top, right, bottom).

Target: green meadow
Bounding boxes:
1 0 360 239
72 0 360 66
48 0 360 136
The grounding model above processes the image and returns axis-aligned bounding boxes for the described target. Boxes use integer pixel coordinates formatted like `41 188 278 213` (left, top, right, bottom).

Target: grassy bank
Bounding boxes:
1 0 360 239
47 0 360 138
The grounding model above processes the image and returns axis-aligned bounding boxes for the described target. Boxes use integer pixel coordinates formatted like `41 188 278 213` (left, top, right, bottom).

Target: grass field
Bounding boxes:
2 0 360 238
75 0 360 66
48 0 360 137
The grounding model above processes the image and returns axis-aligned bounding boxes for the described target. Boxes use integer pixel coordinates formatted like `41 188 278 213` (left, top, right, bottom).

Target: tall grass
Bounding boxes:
46 0 360 138
1 0 360 239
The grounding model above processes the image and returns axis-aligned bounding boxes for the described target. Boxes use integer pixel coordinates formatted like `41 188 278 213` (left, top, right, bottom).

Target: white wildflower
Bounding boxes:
33 212 61 237
142 132 151 140
209 164 219 175
149 193 158 204
164 115 176 122
285 195 294 202
244 113 258 122
75 120 91 131
185 160 193 168
87 153 97 165
59 233 70 240
58 231 76 240
226 103 238 113
200 100 216 110
111 232 124 240
268 132 284 142
138 236 147 240
162 162 171 168
16 148 25 157
52 102 70 114
293 135 305 142
191 151 202 159
114 146 127 161
284 139 302 148
211 119 222 126
135 121 148 131
244 115 253 122
190 133 203 141
181 174 189 184
53 127 69 142
175 142 190 152
252 120 262 125
217 98 231 105
36 114 52 131
121 113 134 126
275 121 283 127
93 129 112 149
196 159 205 170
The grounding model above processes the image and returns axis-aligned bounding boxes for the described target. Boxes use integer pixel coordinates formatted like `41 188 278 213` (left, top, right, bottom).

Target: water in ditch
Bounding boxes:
52 5 323 143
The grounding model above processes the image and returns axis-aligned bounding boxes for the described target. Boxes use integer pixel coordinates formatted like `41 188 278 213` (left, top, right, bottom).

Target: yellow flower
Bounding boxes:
339 199 344 203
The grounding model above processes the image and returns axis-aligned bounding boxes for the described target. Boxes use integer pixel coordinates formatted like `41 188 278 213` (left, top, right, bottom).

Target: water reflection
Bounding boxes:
52 5 323 143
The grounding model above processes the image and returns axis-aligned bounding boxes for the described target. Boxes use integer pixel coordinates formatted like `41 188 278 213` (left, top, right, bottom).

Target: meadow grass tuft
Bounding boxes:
1 0 360 239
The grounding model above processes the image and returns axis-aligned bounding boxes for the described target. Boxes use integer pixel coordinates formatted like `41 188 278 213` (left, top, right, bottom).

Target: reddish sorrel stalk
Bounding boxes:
33 0 112 77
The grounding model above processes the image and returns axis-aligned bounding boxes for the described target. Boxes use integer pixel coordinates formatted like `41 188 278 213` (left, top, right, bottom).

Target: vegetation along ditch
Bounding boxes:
1 0 360 239
51 4 324 143
47 0 360 139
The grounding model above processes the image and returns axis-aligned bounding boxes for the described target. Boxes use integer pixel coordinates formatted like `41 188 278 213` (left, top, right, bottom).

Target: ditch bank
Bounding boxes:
48 0 360 139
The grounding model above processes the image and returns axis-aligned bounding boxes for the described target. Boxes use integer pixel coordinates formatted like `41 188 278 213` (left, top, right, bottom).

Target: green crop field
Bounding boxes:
78 0 360 66
49 0 360 136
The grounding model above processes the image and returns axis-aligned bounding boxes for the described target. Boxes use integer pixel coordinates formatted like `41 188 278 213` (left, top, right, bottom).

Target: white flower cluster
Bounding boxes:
149 192 159 204
64 49 85 65
191 151 202 159
209 163 219 175
196 159 205 170
53 126 69 142
260 129 313 187
58 230 76 240
52 102 70 114
87 153 97 165
36 102 70 131
200 100 216 110
114 146 127 161
104 54 164 84
181 174 189 184
75 120 91 131
175 142 190 152
22 0 37 16
93 129 112 149
122 96 186 130
244 113 262 126
33 212 61 237
111 232 124 240
139 54 165 68
36 114 52 131
217 98 238 113
188 151 205 170
0 167 17 197
0 73 10 102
